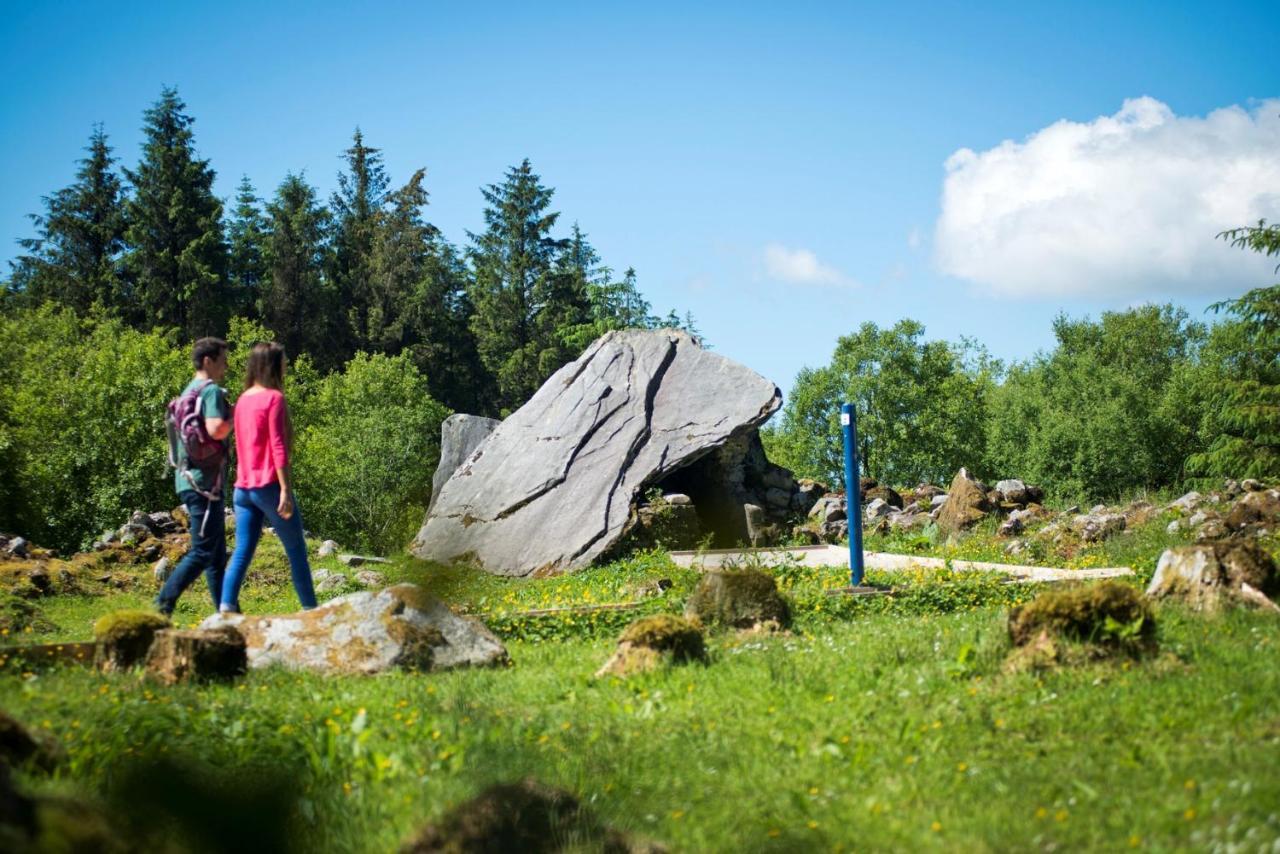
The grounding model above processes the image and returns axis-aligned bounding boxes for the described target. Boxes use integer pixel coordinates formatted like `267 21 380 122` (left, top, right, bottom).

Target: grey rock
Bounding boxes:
999 508 1034 537
1188 510 1212 528
743 503 775 547
338 554 391 567
1195 519 1230 542
1166 520 1181 534
7 536 29 558
995 479 1028 505
140 543 162 562
315 573 346 593
663 493 692 505
1223 479 1243 498
761 465 794 491
865 498 893 519
930 494 948 509
411 329 781 575
1147 542 1279 612
889 511 928 531
316 540 339 558
1089 504 1108 515
792 479 827 515
200 584 508 674
354 569 386 588
764 487 792 510
916 483 945 499
1071 513 1126 543
429 413 502 514
1063 505 1081 515
1169 491 1203 513
1242 478 1265 492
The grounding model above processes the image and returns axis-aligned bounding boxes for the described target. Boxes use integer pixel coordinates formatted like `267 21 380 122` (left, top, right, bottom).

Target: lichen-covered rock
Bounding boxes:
144 627 247 685
400 778 667 854
1009 581 1153 648
411 329 781 576
1147 542 1280 612
200 584 507 675
93 610 170 672
995 479 1028 505
684 568 790 630
1225 488 1280 531
596 614 706 678
1070 512 1127 543
936 468 993 533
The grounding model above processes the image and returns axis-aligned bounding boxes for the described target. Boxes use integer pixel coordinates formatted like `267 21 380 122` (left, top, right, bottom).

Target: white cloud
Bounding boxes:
935 97 1280 299
762 243 854 287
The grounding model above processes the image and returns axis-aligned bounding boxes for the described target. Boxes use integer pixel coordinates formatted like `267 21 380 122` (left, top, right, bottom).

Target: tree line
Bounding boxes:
4 87 696 417
763 221 1280 500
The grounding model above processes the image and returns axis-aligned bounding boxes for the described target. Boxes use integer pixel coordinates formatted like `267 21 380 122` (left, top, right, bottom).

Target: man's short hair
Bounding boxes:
192 337 229 370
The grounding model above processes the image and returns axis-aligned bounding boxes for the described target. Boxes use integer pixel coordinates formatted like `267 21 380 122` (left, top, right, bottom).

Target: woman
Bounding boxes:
220 342 317 613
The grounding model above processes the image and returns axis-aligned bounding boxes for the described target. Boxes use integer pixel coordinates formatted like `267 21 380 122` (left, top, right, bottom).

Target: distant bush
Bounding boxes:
0 306 188 552
293 352 449 554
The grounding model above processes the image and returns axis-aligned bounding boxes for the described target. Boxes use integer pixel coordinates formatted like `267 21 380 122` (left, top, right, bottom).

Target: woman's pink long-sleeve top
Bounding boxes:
233 389 290 489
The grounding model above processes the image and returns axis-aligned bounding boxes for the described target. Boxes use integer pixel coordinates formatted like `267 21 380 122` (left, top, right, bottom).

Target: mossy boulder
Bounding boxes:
400 778 666 853
863 485 903 509
596 615 707 678
93 610 170 672
684 568 791 630
1006 581 1155 672
936 468 993 534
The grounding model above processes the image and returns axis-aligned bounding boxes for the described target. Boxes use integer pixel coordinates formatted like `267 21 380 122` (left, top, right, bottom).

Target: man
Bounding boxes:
156 337 232 616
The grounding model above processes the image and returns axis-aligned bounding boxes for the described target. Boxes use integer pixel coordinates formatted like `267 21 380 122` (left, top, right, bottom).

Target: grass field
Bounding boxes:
3 504 1279 851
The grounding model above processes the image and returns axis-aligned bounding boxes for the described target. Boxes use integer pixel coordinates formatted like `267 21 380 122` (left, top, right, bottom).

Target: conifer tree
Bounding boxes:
366 168 436 353
9 126 127 313
264 173 331 363
227 175 268 320
467 159 567 412
122 87 230 337
330 128 389 358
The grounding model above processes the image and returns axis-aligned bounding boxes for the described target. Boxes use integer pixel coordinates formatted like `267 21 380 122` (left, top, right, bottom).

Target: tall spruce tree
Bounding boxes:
227 175 268 321
365 168 436 353
330 128 389 358
8 125 127 313
467 159 568 412
122 87 230 337
264 173 331 362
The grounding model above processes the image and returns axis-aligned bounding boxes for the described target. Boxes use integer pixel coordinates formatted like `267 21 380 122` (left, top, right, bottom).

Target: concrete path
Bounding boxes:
667 544 1133 583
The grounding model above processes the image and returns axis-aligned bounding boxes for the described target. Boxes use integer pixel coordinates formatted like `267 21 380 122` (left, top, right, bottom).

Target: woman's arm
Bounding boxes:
268 394 295 519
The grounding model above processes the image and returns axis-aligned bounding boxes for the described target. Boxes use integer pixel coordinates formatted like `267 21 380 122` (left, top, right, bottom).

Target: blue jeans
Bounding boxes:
156 490 225 615
220 484 317 612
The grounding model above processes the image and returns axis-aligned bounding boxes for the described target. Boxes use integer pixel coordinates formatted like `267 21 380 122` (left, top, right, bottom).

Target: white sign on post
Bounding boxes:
840 412 851 426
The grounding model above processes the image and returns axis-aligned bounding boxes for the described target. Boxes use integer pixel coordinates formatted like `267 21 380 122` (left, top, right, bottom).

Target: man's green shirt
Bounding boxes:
174 378 230 496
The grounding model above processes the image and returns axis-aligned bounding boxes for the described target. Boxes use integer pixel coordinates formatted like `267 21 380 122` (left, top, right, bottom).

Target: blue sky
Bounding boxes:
3 1 1279 396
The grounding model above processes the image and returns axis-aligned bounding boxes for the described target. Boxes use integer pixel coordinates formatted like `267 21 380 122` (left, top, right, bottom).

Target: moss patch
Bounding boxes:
0 595 57 636
619 614 705 661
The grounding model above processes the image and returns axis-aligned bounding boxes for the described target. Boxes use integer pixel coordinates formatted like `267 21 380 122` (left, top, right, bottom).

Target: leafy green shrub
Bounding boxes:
0 306 189 552
293 352 449 554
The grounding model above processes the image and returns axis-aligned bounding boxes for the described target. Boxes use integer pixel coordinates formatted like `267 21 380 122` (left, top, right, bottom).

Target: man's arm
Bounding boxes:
204 416 231 440
203 386 232 440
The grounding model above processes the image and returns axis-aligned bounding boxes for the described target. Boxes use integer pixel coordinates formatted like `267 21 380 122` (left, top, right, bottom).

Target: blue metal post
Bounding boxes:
841 403 865 587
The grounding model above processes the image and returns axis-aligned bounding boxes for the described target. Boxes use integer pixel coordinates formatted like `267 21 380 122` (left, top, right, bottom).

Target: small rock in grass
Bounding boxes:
684 568 791 631
338 554 392 567
596 614 707 678
354 569 385 588
315 573 346 593
145 626 247 685
317 539 339 557
93 610 170 672
400 778 667 854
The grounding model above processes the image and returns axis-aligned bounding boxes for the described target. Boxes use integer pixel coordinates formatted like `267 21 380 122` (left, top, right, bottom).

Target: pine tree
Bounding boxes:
227 175 268 320
263 173 331 362
122 87 230 337
535 222 595 373
1189 221 1280 479
467 159 567 412
8 125 127 313
330 128 389 358
365 169 436 353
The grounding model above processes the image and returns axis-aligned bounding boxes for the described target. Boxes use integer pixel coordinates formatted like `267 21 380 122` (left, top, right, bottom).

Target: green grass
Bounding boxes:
2 506 1279 851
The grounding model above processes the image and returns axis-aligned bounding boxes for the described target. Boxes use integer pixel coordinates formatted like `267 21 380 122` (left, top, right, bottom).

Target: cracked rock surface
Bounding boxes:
410 329 781 576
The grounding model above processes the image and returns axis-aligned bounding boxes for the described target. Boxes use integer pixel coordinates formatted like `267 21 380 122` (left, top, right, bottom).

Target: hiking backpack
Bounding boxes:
165 379 227 501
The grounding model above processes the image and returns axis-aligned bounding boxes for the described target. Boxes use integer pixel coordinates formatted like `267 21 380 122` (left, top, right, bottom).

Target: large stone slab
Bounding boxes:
429 414 501 513
410 329 782 576
199 584 508 674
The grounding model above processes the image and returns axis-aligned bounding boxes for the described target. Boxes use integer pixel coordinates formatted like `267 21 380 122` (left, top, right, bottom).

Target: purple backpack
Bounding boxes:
165 380 227 499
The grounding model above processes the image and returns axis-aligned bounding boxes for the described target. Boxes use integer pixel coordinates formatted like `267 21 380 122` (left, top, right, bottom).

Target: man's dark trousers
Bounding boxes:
156 489 226 615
